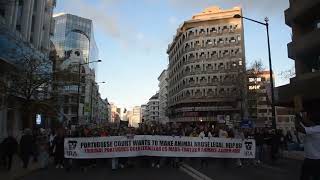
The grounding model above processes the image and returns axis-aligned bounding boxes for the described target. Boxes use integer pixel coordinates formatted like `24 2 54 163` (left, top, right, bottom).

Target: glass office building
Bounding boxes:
52 13 99 65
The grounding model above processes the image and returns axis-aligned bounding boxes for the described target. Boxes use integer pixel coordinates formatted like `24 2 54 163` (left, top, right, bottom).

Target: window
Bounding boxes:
64 107 69 114
0 6 5 17
258 109 268 113
64 96 69 103
80 96 84 103
315 20 320 29
71 106 78 114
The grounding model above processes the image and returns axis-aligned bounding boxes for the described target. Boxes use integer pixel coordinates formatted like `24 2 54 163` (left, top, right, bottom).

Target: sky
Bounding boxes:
54 0 293 108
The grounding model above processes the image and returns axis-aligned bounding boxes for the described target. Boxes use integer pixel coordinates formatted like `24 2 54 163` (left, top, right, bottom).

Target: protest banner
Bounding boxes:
64 135 255 159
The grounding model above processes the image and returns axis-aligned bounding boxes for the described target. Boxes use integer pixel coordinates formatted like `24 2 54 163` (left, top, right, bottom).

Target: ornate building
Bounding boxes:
167 6 246 123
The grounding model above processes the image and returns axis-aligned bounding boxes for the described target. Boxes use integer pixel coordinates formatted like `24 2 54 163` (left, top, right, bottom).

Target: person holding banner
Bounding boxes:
199 127 212 168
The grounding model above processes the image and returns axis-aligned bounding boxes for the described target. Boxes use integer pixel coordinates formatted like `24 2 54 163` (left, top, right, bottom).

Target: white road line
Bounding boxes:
179 163 213 180
259 164 287 173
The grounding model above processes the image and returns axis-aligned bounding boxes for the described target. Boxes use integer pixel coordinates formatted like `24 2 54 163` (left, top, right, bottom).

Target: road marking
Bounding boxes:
259 164 287 173
179 163 213 180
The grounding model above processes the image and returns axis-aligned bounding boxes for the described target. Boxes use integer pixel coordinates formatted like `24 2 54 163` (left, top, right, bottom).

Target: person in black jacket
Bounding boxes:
2 132 18 170
53 129 65 169
20 129 34 168
254 129 264 164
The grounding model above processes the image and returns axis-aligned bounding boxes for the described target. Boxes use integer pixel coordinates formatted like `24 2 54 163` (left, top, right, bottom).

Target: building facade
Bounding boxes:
0 0 56 139
278 0 320 118
130 106 141 127
0 0 56 55
96 96 107 125
140 104 147 123
247 70 272 127
110 103 120 124
167 6 246 123
158 69 169 124
55 49 96 125
275 106 295 132
52 13 98 66
146 93 160 123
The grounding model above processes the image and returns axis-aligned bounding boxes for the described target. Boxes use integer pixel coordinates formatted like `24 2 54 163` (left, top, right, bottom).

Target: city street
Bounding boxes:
20 158 302 180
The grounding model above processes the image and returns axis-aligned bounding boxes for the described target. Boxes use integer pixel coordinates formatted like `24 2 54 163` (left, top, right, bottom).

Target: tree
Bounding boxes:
278 66 295 81
6 54 53 128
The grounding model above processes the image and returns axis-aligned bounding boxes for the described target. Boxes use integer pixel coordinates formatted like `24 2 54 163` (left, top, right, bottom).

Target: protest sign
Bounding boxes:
65 135 255 159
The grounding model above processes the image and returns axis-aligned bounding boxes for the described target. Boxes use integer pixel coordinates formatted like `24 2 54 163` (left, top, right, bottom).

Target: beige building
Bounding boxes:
167 6 246 123
140 104 147 123
146 93 160 123
247 70 272 127
158 69 169 124
110 102 120 123
126 106 141 127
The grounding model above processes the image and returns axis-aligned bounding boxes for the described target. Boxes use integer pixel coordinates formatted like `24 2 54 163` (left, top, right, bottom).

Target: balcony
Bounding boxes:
285 0 320 26
288 29 320 59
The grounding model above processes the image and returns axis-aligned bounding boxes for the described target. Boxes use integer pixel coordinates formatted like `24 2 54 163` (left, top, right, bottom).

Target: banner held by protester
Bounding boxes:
64 135 255 159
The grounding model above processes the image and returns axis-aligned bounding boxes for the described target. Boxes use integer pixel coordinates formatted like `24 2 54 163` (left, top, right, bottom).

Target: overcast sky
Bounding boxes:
54 0 292 108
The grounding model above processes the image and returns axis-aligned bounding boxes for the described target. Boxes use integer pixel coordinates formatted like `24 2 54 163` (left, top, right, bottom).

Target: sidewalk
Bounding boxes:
0 155 41 180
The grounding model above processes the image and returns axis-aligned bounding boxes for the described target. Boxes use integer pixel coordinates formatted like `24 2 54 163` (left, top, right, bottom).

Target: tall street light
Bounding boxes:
90 81 106 124
76 60 102 125
234 14 276 129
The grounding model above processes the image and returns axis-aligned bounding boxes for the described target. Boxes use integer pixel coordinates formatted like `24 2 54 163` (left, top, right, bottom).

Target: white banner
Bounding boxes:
64 135 255 159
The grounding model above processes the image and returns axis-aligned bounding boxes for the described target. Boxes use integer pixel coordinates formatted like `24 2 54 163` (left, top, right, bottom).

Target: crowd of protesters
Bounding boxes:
0 121 303 172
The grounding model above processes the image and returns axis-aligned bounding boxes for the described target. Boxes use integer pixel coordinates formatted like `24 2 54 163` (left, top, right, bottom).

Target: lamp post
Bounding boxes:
234 14 276 129
76 60 101 125
90 81 105 124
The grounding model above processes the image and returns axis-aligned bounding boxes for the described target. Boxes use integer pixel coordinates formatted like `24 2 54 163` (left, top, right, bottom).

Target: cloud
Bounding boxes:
58 0 156 54
167 0 289 16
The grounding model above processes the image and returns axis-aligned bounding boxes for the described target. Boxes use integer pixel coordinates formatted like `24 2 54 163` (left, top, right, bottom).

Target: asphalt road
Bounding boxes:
20 158 303 180
20 164 193 180
186 158 302 180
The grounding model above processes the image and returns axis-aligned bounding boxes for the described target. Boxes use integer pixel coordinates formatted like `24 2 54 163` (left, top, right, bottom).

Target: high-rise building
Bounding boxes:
158 69 169 123
0 0 56 139
146 93 160 123
52 13 99 65
278 0 320 117
167 6 246 123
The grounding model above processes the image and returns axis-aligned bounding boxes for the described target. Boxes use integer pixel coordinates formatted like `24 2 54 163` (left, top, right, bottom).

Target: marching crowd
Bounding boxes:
0 121 302 172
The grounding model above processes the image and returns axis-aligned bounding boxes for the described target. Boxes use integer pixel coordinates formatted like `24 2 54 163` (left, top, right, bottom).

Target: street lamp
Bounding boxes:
90 81 106 123
76 60 102 125
234 14 276 129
